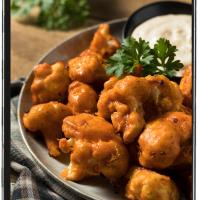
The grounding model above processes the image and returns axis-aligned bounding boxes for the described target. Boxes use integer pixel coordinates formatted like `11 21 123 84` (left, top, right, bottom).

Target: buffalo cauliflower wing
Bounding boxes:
125 167 179 200
68 24 120 84
31 62 70 104
68 49 107 83
138 112 192 169
67 81 97 114
59 113 129 182
89 24 120 58
97 75 183 144
23 102 71 157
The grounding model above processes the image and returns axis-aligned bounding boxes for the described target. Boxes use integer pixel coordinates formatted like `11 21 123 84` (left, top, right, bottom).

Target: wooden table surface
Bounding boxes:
11 19 101 80
11 0 191 81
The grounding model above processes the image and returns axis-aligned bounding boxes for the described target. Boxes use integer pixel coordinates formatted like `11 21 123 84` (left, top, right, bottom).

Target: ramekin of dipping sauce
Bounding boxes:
132 14 191 76
123 1 192 76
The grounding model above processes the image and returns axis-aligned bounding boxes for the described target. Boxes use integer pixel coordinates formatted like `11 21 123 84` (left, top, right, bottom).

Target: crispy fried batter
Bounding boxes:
59 113 129 181
67 81 97 114
24 23 192 198
97 75 183 144
89 24 120 58
138 112 192 169
68 24 120 84
23 102 71 157
31 62 70 104
125 167 179 200
68 49 107 83
145 75 183 113
180 65 192 107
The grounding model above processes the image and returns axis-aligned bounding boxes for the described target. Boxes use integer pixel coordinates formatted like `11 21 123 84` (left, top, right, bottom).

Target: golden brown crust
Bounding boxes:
68 49 107 83
146 75 184 113
125 167 180 200
23 102 71 157
67 81 97 114
23 23 192 197
89 24 120 58
31 62 70 104
138 112 192 169
180 65 192 107
60 113 129 181
97 75 183 144
68 24 120 84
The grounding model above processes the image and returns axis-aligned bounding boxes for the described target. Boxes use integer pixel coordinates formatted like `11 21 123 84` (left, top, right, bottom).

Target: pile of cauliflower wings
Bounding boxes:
23 24 192 200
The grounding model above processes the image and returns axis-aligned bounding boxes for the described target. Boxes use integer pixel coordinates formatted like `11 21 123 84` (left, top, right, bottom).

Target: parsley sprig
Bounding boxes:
106 37 184 78
11 0 90 30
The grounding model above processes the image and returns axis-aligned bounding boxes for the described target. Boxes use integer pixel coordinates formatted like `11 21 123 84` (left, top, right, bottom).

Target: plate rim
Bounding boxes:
17 18 127 200
38 17 127 65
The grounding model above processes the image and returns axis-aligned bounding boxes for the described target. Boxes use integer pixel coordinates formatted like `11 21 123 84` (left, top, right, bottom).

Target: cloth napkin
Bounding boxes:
11 96 85 200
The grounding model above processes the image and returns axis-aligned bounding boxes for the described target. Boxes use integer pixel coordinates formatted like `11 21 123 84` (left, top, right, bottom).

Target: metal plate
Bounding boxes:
18 18 127 200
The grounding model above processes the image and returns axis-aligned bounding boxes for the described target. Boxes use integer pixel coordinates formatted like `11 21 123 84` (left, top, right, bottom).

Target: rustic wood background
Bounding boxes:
11 0 192 80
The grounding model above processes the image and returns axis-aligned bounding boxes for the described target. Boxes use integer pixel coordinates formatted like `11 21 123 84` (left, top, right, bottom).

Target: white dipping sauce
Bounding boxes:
131 14 192 76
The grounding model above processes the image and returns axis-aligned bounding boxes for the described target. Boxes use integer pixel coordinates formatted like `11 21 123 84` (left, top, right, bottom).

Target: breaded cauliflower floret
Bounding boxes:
97 75 183 144
68 24 120 84
23 102 71 157
138 112 192 169
89 24 120 58
67 81 97 114
31 62 70 104
145 75 183 113
68 49 106 83
125 167 179 200
59 113 129 182
180 65 192 107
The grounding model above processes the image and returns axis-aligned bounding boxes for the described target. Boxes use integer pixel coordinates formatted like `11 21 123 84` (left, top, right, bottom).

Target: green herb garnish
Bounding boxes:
11 0 90 30
106 37 184 78
106 37 153 77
